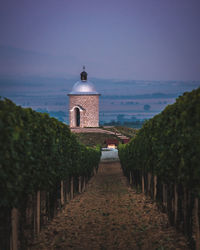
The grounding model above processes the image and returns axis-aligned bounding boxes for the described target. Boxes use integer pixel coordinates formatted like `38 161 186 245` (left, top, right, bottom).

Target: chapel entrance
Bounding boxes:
75 107 80 127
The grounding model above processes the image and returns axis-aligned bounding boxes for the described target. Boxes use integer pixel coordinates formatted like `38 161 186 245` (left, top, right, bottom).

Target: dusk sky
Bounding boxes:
0 0 200 81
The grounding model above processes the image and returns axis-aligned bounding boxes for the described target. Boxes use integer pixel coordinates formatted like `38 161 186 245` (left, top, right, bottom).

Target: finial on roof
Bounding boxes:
80 66 87 81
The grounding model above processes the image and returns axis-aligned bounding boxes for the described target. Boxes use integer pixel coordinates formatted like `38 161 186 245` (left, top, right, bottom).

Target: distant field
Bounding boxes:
1 75 199 123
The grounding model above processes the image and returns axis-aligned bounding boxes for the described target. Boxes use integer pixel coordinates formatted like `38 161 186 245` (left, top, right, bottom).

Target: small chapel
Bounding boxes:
68 67 100 128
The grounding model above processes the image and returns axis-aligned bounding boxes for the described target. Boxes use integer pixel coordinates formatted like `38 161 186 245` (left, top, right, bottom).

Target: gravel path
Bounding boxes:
30 162 189 250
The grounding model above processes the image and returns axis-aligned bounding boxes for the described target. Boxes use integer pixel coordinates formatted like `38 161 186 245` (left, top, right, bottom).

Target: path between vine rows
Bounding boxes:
30 161 189 250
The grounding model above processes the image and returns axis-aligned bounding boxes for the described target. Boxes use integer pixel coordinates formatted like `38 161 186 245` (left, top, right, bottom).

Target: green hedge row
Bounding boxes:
119 87 200 195
0 98 101 208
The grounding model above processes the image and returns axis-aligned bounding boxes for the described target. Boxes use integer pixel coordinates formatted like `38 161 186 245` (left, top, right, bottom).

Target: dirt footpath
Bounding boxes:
30 162 189 250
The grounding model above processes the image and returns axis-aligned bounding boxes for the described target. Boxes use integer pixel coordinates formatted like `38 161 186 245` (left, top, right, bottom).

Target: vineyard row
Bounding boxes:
0 98 101 250
118 87 200 249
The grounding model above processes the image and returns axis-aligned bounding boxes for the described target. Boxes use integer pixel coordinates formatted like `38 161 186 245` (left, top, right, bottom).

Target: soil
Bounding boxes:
29 162 189 250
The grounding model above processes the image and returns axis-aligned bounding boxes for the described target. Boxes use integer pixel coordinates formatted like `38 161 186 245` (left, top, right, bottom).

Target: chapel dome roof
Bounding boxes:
69 80 99 95
69 66 99 95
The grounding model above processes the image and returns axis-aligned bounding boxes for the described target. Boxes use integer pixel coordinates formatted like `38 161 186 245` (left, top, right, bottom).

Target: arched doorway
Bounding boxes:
75 107 80 127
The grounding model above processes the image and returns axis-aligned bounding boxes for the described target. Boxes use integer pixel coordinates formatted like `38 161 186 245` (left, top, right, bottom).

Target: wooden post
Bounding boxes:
34 193 36 235
162 184 165 207
174 184 178 226
71 177 74 199
36 190 40 235
153 175 157 200
65 181 69 201
61 180 64 206
129 172 132 185
147 172 151 196
172 198 174 213
83 176 86 192
25 195 32 226
79 176 82 193
183 187 187 234
142 174 145 193
11 208 18 250
195 197 200 250
132 172 134 185
67 192 70 201
43 192 47 224
163 184 166 209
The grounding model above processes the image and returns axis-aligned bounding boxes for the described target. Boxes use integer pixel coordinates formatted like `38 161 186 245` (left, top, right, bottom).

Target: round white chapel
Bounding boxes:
68 67 100 128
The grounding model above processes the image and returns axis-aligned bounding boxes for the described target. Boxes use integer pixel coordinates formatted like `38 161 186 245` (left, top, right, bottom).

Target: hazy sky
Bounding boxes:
0 0 200 80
